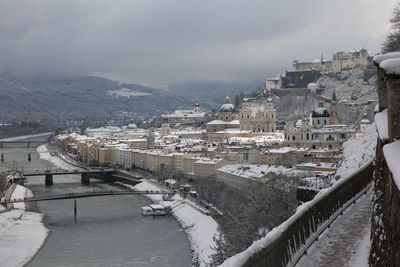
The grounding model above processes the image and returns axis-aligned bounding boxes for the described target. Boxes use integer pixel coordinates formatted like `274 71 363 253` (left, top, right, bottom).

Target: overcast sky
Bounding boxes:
0 0 397 86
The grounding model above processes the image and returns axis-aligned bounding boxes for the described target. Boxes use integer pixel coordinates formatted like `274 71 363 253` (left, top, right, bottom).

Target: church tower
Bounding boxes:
329 91 340 125
265 91 277 132
147 129 155 148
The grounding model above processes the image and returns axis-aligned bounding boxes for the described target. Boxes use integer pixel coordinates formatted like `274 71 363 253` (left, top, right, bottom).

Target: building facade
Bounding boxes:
239 93 277 133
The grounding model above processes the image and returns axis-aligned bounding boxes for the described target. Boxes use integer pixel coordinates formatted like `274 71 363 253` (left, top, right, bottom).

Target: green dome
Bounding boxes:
219 103 236 113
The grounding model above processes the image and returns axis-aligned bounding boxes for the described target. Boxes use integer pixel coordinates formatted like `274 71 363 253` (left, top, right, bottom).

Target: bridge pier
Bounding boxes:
45 174 53 186
81 173 90 185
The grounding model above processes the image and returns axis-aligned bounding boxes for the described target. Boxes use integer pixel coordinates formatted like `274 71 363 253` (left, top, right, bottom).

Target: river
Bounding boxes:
0 136 192 267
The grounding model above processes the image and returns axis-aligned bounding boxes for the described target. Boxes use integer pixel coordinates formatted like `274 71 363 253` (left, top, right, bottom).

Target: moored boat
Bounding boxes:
141 204 171 216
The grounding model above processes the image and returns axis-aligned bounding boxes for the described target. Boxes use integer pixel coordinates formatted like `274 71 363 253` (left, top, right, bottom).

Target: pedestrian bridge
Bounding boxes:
0 140 45 148
1 189 174 205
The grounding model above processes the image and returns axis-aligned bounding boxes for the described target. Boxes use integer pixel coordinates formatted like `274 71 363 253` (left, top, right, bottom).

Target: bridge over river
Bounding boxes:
0 140 46 148
1 189 174 205
21 168 142 186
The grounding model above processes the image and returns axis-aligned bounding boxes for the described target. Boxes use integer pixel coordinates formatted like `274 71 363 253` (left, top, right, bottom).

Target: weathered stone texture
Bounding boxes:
370 67 400 267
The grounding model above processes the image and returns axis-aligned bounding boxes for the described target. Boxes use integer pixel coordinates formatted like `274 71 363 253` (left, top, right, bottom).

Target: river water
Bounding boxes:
0 136 192 267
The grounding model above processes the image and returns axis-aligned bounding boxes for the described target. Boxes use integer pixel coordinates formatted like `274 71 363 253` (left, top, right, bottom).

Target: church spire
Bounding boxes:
332 90 337 102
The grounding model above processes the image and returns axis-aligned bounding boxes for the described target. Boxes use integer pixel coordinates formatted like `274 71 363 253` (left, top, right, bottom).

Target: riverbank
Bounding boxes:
36 144 217 265
121 180 219 266
0 184 48 267
37 144 79 170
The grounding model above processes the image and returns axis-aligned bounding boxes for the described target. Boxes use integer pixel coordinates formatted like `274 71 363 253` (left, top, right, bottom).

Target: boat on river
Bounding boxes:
141 204 171 216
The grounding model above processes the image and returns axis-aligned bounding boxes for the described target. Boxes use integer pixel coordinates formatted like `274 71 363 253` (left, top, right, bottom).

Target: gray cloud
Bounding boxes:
0 0 396 86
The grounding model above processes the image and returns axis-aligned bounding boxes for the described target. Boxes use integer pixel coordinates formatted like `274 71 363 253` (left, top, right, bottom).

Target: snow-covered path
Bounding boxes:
296 191 372 267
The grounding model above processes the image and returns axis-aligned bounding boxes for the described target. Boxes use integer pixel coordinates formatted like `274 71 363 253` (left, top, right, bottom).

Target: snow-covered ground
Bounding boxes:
296 191 372 267
0 185 48 267
10 184 34 210
121 180 218 266
335 123 377 180
108 88 152 97
37 144 81 170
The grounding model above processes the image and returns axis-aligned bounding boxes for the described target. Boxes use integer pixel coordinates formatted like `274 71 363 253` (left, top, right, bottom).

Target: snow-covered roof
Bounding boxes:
295 162 336 170
217 164 297 180
195 157 224 164
265 147 308 154
311 124 355 134
206 119 239 125
311 107 330 118
215 128 243 134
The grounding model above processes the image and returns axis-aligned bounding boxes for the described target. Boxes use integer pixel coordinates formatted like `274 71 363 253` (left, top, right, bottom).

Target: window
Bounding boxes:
324 119 327 125
292 136 296 141
306 133 309 140
317 119 320 124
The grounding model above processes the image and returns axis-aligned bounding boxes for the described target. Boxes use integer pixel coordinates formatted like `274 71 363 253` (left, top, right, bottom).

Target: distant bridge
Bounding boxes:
23 169 116 177
21 168 143 186
0 140 46 148
0 190 174 205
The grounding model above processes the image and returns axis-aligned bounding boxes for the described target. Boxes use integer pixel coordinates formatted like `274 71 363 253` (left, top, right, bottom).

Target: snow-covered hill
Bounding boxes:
317 69 377 103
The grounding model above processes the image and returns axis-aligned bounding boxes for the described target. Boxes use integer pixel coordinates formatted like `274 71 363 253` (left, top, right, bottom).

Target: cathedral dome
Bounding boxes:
219 95 236 113
219 103 236 113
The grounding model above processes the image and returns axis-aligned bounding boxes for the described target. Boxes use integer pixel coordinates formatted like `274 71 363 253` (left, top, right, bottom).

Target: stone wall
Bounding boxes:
370 59 400 267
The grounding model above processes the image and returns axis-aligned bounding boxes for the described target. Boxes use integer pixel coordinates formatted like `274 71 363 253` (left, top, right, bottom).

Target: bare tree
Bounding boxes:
192 174 300 265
